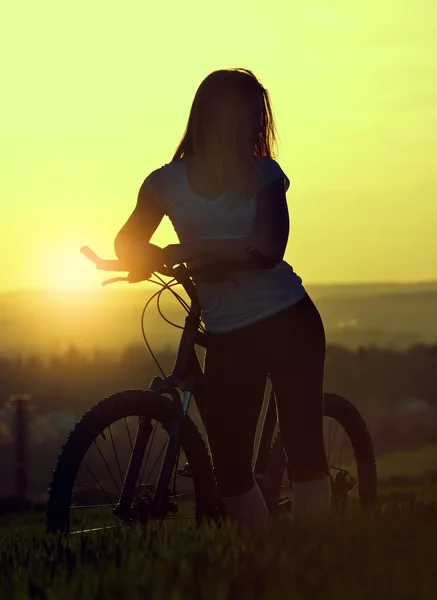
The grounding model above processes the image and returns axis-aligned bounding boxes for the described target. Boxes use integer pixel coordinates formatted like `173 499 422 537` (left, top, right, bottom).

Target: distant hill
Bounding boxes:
0 280 436 360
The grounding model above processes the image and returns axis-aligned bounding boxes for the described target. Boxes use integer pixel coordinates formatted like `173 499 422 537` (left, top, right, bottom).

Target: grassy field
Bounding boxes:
0 483 437 600
376 443 437 480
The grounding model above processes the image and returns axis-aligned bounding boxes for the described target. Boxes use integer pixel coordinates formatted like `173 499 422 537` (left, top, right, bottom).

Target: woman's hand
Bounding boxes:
186 257 214 270
122 242 164 280
162 244 184 268
162 243 219 269
163 247 217 271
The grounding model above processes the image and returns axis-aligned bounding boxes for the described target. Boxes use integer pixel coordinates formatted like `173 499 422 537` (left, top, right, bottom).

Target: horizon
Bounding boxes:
2 277 437 296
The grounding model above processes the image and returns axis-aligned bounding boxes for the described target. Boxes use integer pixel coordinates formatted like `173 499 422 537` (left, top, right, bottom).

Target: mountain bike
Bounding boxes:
46 247 377 534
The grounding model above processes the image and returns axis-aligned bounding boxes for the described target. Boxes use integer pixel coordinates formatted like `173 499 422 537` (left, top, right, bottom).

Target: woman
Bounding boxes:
114 68 330 529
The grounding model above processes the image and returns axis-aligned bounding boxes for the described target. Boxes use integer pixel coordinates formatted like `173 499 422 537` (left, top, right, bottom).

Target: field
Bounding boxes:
376 444 437 481
1 483 437 599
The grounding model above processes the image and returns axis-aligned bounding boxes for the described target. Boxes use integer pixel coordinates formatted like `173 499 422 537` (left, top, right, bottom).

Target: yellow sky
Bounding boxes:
1 0 436 292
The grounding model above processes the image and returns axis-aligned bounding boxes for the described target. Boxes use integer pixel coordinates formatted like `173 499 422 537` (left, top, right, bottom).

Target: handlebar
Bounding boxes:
80 244 276 290
80 245 203 306
80 246 200 318
80 245 175 279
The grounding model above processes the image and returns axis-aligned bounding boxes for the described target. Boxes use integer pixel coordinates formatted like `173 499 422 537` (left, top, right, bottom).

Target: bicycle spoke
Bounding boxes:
329 418 339 461
139 420 159 484
80 461 117 508
70 525 123 535
172 446 184 494
124 417 134 451
331 426 347 467
142 439 168 486
92 438 121 494
108 424 124 487
327 416 333 457
71 503 115 510
73 482 119 500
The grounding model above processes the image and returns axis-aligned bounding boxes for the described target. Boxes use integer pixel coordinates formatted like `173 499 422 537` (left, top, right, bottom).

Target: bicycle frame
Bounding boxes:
114 264 279 520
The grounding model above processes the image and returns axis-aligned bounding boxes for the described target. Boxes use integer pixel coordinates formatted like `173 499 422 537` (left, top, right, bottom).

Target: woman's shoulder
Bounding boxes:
159 158 184 178
258 155 281 167
257 156 289 190
146 159 182 184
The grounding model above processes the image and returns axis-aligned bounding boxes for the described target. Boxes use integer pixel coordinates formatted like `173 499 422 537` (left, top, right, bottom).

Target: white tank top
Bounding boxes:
143 156 306 333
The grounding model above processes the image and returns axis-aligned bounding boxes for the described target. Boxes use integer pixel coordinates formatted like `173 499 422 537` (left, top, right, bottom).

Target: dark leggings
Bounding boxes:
202 291 329 497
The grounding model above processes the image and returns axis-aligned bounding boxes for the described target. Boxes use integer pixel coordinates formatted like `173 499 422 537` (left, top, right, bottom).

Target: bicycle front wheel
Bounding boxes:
46 390 218 534
261 392 378 515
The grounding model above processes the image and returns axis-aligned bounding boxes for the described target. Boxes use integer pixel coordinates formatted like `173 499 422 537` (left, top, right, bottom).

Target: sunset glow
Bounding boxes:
1 1 436 292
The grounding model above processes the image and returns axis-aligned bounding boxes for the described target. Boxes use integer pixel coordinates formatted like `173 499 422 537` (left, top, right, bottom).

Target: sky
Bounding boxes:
1 0 436 292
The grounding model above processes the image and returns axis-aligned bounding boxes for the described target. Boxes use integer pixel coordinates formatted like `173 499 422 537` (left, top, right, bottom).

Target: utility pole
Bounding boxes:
8 394 31 509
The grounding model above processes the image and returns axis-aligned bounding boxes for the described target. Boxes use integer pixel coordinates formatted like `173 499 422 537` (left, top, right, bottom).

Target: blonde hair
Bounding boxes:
172 68 279 210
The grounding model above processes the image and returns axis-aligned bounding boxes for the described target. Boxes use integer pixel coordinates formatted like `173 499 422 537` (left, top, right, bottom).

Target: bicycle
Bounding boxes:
46 247 378 534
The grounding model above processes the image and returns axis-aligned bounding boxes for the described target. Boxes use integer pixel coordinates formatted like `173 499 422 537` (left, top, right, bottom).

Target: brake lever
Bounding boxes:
127 271 153 284
101 276 129 287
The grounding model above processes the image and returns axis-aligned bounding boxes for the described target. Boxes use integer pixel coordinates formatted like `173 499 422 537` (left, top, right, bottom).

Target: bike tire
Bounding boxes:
46 390 219 534
260 392 378 514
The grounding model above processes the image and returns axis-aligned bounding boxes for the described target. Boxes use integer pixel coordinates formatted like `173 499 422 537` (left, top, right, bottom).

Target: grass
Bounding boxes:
375 443 437 480
1 484 437 599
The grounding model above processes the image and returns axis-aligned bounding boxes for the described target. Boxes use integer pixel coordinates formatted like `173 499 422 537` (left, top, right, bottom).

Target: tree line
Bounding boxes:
0 342 437 503
0 341 436 455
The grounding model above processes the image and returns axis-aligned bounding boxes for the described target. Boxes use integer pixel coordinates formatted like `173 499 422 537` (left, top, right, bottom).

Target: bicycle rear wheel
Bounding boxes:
46 390 219 534
261 392 378 515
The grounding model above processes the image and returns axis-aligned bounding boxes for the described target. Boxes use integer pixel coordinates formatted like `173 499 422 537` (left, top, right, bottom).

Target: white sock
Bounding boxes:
222 482 269 530
292 474 331 522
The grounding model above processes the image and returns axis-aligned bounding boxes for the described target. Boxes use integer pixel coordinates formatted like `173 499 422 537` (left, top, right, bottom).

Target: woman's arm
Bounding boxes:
165 236 257 266
253 177 289 264
114 179 165 268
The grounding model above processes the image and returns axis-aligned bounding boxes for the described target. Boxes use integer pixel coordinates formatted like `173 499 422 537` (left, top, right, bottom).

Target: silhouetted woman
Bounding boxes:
114 68 331 529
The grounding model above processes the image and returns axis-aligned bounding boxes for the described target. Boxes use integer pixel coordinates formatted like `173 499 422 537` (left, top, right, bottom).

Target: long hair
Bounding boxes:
171 68 279 210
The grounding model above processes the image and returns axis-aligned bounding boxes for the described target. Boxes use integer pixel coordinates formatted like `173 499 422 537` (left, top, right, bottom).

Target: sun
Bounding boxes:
53 253 96 290
43 242 102 290
38 238 155 291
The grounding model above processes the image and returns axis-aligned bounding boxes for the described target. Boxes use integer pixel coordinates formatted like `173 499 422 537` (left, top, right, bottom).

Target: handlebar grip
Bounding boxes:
80 245 181 279
80 246 101 264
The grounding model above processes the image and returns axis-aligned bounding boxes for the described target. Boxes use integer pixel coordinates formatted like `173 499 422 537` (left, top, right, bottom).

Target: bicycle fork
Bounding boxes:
112 415 154 521
113 390 190 522
151 390 194 517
